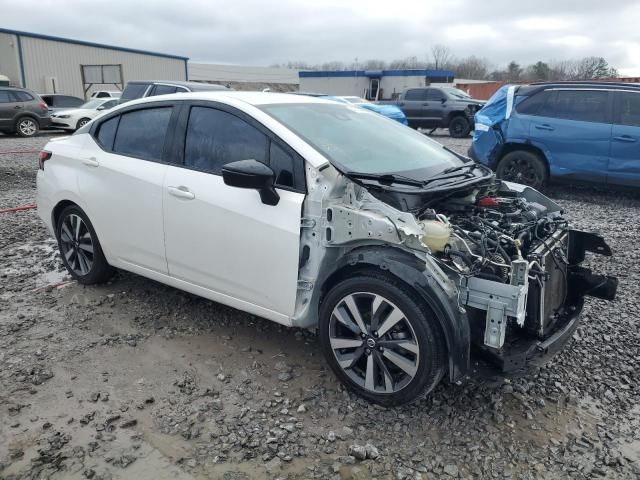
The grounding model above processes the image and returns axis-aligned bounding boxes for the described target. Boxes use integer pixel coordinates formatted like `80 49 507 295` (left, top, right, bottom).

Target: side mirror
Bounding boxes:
97 106 105 111
222 159 279 206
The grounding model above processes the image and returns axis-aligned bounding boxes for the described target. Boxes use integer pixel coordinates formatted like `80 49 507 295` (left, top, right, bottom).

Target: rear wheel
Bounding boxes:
448 116 471 138
496 150 548 189
56 205 113 284
15 117 39 137
319 273 445 406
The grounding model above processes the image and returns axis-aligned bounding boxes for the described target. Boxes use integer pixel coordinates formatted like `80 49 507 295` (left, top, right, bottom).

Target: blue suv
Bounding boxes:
469 82 640 189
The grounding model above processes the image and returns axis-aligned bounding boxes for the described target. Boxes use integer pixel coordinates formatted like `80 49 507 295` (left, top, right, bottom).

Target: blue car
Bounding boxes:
327 96 409 125
469 82 640 189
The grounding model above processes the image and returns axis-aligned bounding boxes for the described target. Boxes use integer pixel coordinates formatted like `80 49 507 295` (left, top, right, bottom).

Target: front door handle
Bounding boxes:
613 135 637 143
167 186 195 200
82 157 99 167
534 124 554 131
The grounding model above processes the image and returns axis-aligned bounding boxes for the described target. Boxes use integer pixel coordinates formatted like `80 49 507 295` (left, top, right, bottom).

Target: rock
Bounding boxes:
277 372 293 382
89 392 100 402
120 418 137 428
443 464 459 477
349 444 367 461
327 431 336 442
365 443 380 460
265 456 282 473
297 404 306 413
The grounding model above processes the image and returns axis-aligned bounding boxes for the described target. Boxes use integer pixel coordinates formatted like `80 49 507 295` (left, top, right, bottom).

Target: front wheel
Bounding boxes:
319 273 445 406
15 117 39 137
496 150 548 189
448 116 471 138
76 118 91 130
56 205 113 284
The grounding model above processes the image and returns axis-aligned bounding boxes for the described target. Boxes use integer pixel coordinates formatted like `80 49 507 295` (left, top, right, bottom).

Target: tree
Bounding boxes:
507 61 522 81
529 61 551 81
454 56 490 79
430 44 452 70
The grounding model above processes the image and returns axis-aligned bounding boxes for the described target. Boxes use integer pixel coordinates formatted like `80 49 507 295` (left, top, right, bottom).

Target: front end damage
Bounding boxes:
294 166 617 381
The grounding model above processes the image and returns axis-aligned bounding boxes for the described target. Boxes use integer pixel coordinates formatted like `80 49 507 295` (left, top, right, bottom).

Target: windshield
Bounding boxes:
443 87 472 100
260 103 459 176
80 100 105 109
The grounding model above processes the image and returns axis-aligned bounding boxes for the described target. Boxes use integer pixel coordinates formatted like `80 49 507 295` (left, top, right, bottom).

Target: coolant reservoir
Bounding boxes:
419 219 451 253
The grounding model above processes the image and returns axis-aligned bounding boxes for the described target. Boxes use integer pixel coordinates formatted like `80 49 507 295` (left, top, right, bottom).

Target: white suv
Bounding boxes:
36 92 616 405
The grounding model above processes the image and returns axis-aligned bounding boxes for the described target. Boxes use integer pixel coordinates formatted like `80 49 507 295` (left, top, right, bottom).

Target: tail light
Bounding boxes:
38 150 52 170
39 101 48 111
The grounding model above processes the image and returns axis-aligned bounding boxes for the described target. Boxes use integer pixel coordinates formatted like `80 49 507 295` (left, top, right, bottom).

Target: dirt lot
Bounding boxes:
1 131 639 480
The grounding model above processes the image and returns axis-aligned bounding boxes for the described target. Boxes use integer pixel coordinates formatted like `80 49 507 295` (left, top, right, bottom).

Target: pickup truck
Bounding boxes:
378 87 485 137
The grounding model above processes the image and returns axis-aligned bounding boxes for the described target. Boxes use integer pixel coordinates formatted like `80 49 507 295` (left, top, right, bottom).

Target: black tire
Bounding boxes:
448 116 471 138
76 118 91 130
496 150 548 190
56 205 113 284
319 272 446 407
15 116 39 137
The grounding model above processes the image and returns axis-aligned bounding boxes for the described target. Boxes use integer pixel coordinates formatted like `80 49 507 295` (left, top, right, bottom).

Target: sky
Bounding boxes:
2 0 639 75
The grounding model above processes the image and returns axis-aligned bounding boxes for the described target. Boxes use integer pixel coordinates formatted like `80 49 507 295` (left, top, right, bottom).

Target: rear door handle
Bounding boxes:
167 186 195 200
613 135 637 143
82 157 99 167
534 124 554 131
14 105 23 109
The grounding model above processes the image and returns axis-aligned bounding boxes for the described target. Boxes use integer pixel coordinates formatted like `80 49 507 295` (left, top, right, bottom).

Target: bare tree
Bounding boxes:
454 56 490 79
430 45 453 70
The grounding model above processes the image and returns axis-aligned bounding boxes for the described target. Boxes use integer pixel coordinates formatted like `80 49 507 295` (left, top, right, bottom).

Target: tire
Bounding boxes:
76 118 91 130
448 116 471 138
15 116 39 137
319 272 446 407
496 150 548 190
56 205 113 284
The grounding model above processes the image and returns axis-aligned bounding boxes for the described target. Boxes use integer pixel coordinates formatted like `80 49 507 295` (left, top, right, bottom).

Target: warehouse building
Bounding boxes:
298 68 456 100
189 63 299 92
0 28 187 99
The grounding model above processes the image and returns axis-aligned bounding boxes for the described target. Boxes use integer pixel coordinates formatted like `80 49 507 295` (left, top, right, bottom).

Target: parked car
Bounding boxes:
332 96 408 125
0 86 50 137
50 98 119 131
119 80 229 104
36 92 617 406
39 94 85 114
470 82 640 189
90 90 121 99
377 87 485 137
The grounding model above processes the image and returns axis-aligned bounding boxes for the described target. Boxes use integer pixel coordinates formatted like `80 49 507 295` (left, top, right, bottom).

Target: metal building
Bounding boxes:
298 69 456 100
189 63 299 92
0 28 188 99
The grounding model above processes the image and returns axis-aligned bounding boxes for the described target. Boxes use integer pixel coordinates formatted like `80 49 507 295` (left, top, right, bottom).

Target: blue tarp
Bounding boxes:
474 85 513 128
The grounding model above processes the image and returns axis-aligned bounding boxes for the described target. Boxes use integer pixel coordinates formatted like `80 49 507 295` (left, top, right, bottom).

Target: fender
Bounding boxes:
318 245 471 381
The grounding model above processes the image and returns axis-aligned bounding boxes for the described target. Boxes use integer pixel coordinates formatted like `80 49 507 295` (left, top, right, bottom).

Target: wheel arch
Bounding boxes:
317 246 470 382
15 113 41 130
499 142 551 176
446 110 468 124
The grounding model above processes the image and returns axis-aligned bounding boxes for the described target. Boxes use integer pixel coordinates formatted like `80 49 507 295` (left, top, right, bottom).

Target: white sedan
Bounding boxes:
36 91 615 405
50 98 119 131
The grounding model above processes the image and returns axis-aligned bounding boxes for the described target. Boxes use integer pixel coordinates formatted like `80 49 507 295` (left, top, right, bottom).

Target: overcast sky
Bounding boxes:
2 0 639 75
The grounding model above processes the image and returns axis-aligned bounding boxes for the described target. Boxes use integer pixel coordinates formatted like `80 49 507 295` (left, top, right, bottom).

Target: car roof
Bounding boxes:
127 80 229 91
121 91 342 108
518 81 640 96
0 86 30 91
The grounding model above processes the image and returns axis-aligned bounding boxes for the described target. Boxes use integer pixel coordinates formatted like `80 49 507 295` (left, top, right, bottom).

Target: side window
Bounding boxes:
112 107 173 160
96 92 109 98
96 116 119 150
551 90 608 123
41 95 54 106
614 92 640 127
516 90 555 116
404 89 427 101
14 91 34 102
0 91 12 103
120 83 150 102
101 100 118 110
149 85 178 97
269 142 298 188
184 106 267 174
57 96 83 108
426 89 444 101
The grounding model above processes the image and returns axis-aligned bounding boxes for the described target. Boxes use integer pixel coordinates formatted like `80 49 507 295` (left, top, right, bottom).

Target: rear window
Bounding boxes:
516 90 555 116
149 85 178 96
120 83 150 101
55 95 83 108
552 90 608 123
112 107 173 161
614 91 640 127
13 91 34 102
0 91 12 103
96 116 119 149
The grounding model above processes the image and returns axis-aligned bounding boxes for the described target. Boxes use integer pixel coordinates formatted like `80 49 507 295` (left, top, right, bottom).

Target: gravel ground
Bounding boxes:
1 131 639 480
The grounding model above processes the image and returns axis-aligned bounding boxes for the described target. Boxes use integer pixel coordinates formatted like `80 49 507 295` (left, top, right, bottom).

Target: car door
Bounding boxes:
79 101 179 273
162 102 305 322
423 88 447 123
0 90 17 128
609 90 640 187
400 89 429 127
526 88 611 182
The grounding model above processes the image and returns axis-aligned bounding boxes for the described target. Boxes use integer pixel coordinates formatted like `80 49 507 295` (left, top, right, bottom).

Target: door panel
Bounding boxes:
78 140 168 272
527 89 611 182
609 91 640 186
163 166 304 317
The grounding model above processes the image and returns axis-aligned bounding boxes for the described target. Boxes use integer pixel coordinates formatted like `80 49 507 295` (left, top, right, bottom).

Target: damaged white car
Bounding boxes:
36 92 618 406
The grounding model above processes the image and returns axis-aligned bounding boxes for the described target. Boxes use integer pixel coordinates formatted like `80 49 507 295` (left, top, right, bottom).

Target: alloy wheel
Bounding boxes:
19 119 37 136
500 156 541 186
329 292 420 394
78 119 89 128
60 214 94 276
